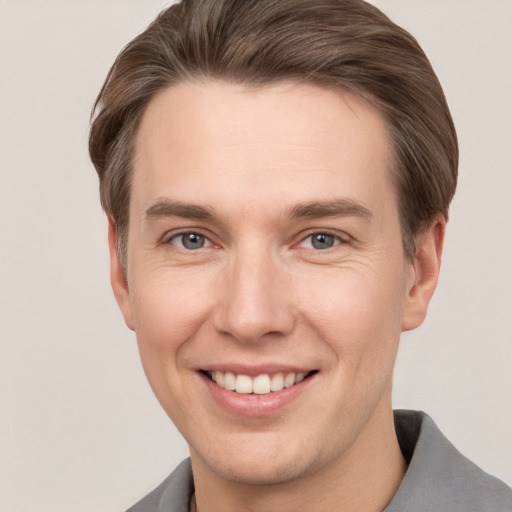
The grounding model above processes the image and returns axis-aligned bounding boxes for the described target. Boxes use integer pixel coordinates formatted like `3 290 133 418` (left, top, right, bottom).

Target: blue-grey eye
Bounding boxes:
310 233 336 250
178 232 207 250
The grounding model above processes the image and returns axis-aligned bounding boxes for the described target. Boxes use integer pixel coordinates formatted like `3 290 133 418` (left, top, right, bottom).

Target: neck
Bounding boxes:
190 406 407 512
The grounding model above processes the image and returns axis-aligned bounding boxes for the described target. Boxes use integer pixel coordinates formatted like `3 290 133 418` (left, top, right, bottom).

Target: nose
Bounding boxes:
212 246 296 343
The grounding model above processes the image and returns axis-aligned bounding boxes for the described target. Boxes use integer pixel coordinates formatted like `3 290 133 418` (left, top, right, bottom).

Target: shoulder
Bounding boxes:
126 459 193 512
387 410 512 512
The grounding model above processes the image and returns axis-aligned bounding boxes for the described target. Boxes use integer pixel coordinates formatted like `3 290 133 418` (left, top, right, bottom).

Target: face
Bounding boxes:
110 80 441 486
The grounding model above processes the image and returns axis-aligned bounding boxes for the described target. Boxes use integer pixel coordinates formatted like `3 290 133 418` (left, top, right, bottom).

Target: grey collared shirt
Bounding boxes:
127 410 512 512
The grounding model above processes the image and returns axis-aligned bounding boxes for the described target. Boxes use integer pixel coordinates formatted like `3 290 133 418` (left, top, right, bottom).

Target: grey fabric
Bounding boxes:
126 410 512 512
126 459 193 512
385 410 512 511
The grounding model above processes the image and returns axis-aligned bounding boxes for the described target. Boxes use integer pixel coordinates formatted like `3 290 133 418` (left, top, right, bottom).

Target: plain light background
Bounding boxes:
0 1 510 511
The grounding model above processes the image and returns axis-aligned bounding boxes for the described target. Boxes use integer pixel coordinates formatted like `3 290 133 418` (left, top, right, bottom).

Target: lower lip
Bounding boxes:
200 373 315 417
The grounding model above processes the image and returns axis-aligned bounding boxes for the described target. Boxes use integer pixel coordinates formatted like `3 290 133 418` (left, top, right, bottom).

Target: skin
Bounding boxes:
109 81 444 512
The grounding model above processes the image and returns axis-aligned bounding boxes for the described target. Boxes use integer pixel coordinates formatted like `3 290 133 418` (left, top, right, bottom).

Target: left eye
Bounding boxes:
300 233 340 250
170 232 211 250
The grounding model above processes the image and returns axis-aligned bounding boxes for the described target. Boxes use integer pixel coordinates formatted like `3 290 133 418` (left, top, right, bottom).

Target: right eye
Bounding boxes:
298 231 345 251
300 232 339 250
169 232 212 250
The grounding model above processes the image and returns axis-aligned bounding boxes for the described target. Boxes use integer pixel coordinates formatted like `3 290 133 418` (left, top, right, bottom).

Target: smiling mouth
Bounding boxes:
201 370 318 395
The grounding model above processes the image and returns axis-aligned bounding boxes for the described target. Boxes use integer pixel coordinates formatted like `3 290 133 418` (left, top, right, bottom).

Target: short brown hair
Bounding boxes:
89 0 458 267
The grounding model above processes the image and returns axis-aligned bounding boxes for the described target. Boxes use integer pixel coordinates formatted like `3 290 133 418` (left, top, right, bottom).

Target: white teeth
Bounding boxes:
284 373 296 388
214 371 225 387
235 375 253 394
253 374 271 395
270 373 284 392
208 370 311 395
224 372 236 391
295 372 306 384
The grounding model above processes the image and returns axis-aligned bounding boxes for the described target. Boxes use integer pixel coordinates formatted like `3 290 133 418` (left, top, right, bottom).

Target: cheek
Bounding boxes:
127 269 218 427
297 264 407 364
129 268 216 362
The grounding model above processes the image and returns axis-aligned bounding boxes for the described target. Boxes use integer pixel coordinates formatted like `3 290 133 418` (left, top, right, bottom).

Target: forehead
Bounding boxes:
131 80 394 220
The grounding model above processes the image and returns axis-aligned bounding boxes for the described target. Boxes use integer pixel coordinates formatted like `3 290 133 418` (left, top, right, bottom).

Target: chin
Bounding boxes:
191 432 325 486
205 455 314 487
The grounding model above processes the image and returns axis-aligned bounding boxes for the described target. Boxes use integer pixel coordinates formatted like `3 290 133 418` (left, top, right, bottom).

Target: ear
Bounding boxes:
108 219 135 331
402 215 446 332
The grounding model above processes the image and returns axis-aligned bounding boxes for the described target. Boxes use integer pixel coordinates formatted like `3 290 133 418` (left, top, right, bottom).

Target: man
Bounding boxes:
88 1 512 510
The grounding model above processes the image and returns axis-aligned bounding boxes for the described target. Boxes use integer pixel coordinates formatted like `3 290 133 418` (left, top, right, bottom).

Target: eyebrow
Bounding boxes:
144 197 372 223
286 199 372 221
145 199 216 221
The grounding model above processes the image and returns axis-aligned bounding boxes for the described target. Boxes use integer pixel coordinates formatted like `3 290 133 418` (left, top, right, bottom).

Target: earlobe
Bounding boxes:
108 219 135 331
402 215 446 332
